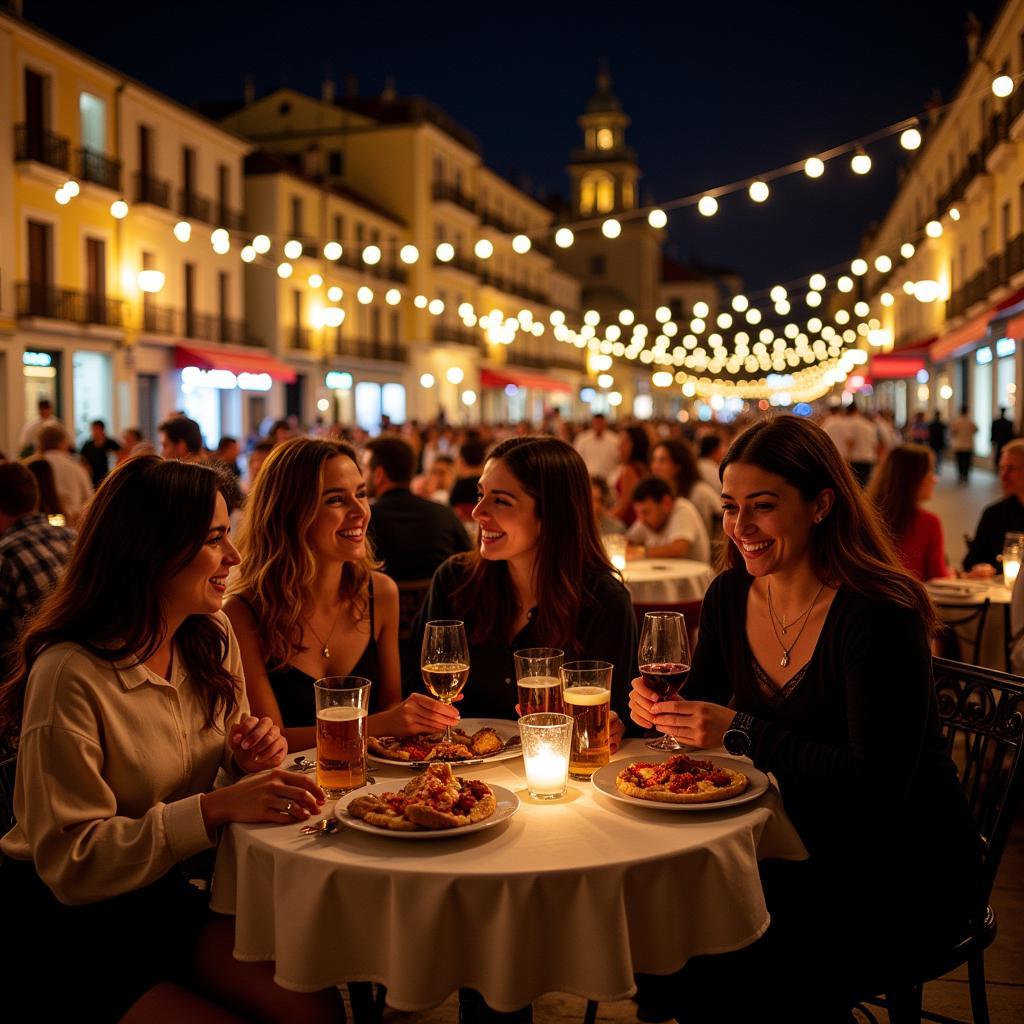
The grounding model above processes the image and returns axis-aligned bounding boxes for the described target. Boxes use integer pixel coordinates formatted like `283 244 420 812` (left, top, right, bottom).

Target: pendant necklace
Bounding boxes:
767 580 816 636
306 603 344 659
766 581 825 668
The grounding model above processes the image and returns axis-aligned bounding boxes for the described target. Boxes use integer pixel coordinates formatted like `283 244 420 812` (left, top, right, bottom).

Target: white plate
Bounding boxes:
591 752 770 812
334 781 520 839
366 717 521 768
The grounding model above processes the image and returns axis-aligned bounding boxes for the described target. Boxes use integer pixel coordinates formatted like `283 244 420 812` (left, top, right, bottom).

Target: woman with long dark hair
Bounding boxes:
650 437 720 534
628 416 980 1021
226 437 455 752
610 424 650 525
866 443 951 581
410 435 637 729
0 456 340 1023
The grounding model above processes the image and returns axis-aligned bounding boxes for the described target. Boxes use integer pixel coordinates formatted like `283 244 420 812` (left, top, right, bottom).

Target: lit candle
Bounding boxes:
611 553 627 571
1004 559 1020 587
524 744 569 799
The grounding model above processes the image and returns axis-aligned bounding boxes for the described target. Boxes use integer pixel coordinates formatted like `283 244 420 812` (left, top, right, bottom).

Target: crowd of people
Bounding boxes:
0 395 1006 1022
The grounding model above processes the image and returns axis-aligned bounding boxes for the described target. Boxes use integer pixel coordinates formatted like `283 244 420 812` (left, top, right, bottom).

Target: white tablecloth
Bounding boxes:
210 741 806 1012
927 578 1011 671
621 559 713 604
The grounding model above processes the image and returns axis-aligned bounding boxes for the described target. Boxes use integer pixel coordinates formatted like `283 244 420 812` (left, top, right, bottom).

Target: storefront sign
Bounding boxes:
181 365 272 392
996 337 1017 358
23 351 52 367
325 371 353 390
976 347 993 365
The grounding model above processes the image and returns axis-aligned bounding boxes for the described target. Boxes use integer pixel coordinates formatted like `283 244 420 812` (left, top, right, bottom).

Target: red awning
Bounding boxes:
174 345 296 383
931 311 992 363
480 367 572 393
869 353 927 379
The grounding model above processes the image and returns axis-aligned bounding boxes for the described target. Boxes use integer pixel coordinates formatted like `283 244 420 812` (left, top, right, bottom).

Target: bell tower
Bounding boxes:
568 67 640 218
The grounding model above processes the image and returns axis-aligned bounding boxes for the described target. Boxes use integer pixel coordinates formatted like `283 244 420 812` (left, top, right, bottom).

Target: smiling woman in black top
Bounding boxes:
629 415 981 1023
409 435 637 739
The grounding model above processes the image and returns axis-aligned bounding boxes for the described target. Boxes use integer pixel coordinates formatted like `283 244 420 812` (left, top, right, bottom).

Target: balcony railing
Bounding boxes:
478 268 549 304
140 303 250 343
217 204 246 232
289 326 312 350
14 124 70 171
509 351 584 372
178 190 212 223
340 338 408 362
432 323 481 347
77 148 121 191
134 172 172 209
433 253 479 276
17 282 124 327
431 180 477 213
479 209 520 236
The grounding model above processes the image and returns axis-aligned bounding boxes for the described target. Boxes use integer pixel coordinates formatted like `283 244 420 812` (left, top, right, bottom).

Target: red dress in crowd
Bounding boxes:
897 508 952 582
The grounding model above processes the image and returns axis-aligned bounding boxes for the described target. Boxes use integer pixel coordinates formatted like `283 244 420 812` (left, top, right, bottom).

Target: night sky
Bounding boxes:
25 0 1006 292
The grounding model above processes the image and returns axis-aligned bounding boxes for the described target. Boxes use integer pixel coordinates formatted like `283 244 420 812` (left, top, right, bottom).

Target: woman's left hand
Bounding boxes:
647 698 735 750
230 716 287 772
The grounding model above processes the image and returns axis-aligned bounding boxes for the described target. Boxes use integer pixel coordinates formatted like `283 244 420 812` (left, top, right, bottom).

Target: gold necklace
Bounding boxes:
766 581 825 668
305 603 344 659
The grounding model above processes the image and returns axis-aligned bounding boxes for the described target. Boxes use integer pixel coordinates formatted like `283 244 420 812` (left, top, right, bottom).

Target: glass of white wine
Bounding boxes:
420 619 470 742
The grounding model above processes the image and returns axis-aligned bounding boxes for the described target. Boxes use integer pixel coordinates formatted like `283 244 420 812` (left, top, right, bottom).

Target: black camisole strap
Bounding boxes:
368 574 375 638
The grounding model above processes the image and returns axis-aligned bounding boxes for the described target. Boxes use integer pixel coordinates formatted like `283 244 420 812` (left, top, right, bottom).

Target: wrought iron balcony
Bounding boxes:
217 204 246 232
16 282 124 327
339 338 408 362
178 190 212 223
134 172 172 209
432 323 481 347
431 181 477 214
77 148 121 191
14 124 70 171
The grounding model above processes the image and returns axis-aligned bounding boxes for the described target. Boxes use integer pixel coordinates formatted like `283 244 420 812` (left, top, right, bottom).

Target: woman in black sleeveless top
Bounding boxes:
225 438 457 753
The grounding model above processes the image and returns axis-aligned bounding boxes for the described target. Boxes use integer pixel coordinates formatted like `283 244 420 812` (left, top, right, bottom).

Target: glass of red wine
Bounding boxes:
638 611 691 751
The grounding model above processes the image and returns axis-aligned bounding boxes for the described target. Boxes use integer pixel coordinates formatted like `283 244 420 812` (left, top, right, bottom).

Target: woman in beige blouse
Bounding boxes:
0 456 340 1024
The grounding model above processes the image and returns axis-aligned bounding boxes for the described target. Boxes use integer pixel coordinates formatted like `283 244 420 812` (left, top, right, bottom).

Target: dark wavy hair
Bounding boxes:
451 436 615 649
622 425 650 467
719 416 939 634
653 438 701 500
0 456 239 741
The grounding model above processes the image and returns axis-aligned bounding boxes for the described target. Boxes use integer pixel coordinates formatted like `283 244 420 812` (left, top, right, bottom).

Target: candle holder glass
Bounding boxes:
519 712 574 800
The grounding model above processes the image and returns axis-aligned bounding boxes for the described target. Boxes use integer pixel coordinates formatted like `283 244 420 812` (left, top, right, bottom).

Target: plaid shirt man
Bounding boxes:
0 513 75 655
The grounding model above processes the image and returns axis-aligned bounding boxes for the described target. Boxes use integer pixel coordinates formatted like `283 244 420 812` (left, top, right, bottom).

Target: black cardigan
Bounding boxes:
405 556 638 728
689 568 981 876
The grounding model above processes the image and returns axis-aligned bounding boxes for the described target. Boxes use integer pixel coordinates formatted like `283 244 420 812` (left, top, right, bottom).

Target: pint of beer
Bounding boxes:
314 676 372 797
514 648 565 717
561 660 612 779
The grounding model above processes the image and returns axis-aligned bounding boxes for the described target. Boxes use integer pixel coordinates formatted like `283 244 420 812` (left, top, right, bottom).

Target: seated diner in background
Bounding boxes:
0 455 340 1024
962 438 1024 576
628 416 982 1023
225 437 457 755
625 476 710 563
866 443 951 581
409 435 637 733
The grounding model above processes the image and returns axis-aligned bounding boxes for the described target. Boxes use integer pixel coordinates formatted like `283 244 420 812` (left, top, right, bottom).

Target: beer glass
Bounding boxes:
420 620 470 742
638 611 691 750
562 660 612 780
314 676 371 797
514 648 565 716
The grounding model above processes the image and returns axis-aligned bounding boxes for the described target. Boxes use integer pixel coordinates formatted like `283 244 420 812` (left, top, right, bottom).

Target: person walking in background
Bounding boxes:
574 412 620 480
867 445 951 582
910 411 929 446
844 402 881 486
37 423 93 528
990 407 1015 468
928 411 948 473
18 398 62 457
79 419 121 487
949 405 977 486
159 416 205 462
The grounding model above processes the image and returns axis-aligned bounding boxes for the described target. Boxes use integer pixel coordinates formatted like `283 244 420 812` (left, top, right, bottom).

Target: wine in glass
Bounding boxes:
638 611 691 751
421 619 470 742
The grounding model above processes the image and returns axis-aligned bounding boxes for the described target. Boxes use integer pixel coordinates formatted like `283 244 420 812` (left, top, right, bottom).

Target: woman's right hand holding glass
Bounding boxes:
380 692 462 736
201 768 325 832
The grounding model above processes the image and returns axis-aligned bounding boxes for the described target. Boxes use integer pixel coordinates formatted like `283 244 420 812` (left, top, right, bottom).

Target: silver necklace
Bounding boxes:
765 581 825 668
306 603 344 659
767 580 816 635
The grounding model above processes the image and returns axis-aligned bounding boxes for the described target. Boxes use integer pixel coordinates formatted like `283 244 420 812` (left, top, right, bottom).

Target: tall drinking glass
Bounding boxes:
562 660 612 780
421 620 470 741
1004 533 1024 588
314 676 371 797
514 648 565 716
638 611 691 751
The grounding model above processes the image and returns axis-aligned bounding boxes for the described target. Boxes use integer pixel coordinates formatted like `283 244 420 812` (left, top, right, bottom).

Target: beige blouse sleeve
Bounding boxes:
219 613 251 774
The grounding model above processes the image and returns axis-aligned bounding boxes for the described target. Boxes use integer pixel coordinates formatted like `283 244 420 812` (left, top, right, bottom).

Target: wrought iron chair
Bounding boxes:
859 658 1024 1024
934 599 991 667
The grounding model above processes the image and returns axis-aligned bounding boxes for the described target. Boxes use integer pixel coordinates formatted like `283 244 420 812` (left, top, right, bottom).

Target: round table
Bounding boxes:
621 559 713 603
210 741 806 1012
926 578 1011 670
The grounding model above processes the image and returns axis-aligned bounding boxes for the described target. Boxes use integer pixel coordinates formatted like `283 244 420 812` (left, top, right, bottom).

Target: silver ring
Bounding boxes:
284 802 293 814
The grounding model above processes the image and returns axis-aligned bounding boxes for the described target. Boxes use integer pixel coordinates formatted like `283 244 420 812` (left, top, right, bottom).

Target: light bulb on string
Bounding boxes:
900 127 922 150
602 218 621 238
993 74 1015 98
512 234 531 254
697 195 718 217
328 286 343 302
399 244 419 264
284 239 303 260
474 238 494 259
173 221 192 243
253 234 271 254
874 255 892 273
240 245 256 263
769 285 787 303
851 149 872 175
110 199 128 219
748 180 770 203
949 207 961 222
804 157 825 178
648 208 667 228
277 262 293 279
435 242 454 262
323 241 342 260
925 220 943 238
809 273 826 291
362 245 382 265
851 258 868 276
554 227 574 248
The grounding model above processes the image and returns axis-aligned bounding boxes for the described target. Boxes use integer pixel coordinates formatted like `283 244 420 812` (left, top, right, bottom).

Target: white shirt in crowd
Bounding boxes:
821 412 851 455
950 415 977 453
18 414 64 453
847 414 880 464
626 497 711 564
697 457 721 493
683 479 722 534
574 428 620 480
42 450 94 524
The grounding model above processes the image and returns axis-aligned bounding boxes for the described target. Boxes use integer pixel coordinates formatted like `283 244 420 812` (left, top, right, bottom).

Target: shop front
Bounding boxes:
320 369 408 434
479 367 574 423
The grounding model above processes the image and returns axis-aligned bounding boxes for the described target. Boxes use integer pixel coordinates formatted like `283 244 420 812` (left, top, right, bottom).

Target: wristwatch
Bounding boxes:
723 711 754 757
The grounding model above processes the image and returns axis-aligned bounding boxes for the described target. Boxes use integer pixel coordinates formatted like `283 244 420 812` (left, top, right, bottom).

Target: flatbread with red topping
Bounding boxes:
615 753 749 804
347 763 497 831
367 728 501 763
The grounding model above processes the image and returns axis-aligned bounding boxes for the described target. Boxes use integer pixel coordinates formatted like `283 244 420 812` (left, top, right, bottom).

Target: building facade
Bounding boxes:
863 0 1024 457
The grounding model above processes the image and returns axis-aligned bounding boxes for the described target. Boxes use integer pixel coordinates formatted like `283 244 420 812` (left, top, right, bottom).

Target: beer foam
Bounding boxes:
317 706 367 722
518 675 561 689
564 686 610 706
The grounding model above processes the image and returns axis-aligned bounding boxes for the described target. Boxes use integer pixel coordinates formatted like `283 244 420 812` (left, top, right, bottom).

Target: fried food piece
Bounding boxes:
469 727 503 756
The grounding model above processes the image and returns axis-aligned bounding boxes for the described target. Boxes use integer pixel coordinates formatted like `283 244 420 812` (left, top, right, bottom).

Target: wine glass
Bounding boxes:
420 619 470 742
638 611 691 751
